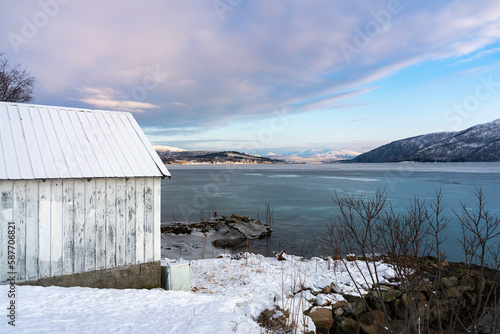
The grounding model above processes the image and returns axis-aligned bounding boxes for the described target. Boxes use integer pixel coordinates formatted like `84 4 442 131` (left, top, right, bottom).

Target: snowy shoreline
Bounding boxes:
0 253 396 333
4 252 499 333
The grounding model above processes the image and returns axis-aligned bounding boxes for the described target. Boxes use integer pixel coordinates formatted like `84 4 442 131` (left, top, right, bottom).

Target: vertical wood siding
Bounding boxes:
144 178 154 262
116 178 126 267
62 180 74 276
0 177 161 284
73 180 85 273
105 179 116 268
135 179 145 264
25 183 39 280
85 179 96 272
13 182 26 282
95 179 106 270
0 182 13 284
153 177 161 262
126 179 136 265
50 180 63 277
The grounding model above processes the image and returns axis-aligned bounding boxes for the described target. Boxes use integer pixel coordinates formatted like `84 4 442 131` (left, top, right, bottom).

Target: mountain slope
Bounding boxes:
269 149 360 163
352 119 500 163
152 145 187 153
155 148 285 164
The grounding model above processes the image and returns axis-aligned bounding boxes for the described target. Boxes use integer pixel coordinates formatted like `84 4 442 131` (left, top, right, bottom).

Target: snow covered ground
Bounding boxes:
1 254 396 333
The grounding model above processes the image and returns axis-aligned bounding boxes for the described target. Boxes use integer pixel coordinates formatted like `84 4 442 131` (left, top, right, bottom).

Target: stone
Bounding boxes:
444 286 463 299
393 298 408 320
316 294 333 307
335 317 360 334
359 310 390 334
441 276 458 288
372 288 402 303
163 215 273 250
418 278 433 292
344 295 367 316
464 292 477 306
399 293 410 308
308 307 333 334
316 293 347 308
429 299 452 323
415 291 427 301
257 308 275 328
460 276 475 292
331 299 348 309
468 307 500 334
390 319 406 333
300 289 316 304
333 306 344 317
322 283 333 294
211 225 246 248
257 308 288 330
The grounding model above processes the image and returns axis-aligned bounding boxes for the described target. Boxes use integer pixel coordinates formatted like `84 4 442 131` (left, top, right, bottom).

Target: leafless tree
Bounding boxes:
323 188 500 333
0 54 36 103
450 188 500 334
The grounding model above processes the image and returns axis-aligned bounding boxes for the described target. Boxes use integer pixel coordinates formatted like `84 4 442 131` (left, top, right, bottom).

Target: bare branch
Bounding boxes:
0 54 36 103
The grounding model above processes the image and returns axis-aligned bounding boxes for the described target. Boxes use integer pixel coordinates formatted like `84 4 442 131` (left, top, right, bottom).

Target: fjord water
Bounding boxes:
161 163 500 262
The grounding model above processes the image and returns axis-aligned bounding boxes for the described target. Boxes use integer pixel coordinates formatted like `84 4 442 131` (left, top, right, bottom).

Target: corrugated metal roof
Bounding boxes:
0 102 171 180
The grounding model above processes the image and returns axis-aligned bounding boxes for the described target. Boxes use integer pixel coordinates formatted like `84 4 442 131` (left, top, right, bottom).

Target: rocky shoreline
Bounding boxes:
259 255 500 334
160 217 499 333
160 214 272 259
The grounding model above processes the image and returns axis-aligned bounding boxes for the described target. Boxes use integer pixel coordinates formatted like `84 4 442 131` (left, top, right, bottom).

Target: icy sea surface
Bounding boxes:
161 163 500 261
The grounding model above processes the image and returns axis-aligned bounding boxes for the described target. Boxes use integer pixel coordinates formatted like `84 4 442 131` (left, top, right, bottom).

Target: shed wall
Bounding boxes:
0 177 161 284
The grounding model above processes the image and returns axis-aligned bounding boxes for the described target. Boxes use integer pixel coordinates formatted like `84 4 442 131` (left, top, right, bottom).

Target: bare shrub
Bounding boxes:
322 188 500 334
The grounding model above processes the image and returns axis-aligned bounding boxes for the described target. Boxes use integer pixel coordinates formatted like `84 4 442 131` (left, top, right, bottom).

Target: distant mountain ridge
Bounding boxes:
153 146 284 164
352 119 500 163
152 145 187 153
269 149 360 163
154 145 359 163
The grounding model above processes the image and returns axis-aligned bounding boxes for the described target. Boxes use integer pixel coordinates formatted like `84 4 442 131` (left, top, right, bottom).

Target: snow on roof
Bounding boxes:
0 102 170 180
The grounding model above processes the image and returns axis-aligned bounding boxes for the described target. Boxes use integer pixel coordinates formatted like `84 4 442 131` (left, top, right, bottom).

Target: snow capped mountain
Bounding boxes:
352 119 500 163
269 149 361 163
152 145 187 153
153 145 359 163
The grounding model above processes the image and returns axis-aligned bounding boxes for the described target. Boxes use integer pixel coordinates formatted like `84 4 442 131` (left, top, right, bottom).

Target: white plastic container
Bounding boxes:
161 262 191 291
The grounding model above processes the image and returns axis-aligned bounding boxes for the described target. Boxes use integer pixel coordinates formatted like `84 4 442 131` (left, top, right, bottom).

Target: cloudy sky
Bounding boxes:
1 0 499 154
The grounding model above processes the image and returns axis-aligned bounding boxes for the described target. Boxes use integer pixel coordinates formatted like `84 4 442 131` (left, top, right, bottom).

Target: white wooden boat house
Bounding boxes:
0 102 170 288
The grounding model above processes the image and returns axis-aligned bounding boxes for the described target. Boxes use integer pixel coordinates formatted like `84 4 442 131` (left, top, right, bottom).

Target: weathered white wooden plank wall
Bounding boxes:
135 178 145 264
144 178 154 263
13 182 26 282
73 179 86 274
62 180 74 276
0 182 13 284
116 178 126 267
95 179 106 270
51 180 63 278
0 177 160 284
25 181 39 280
126 179 136 265
38 183 51 279
153 177 161 261
105 179 116 268
85 179 96 272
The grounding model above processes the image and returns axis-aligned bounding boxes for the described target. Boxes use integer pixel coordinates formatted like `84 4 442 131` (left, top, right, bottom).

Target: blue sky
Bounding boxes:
1 0 499 154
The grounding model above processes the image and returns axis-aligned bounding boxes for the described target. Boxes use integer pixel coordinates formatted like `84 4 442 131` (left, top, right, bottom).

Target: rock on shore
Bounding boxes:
259 255 500 334
161 214 272 259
